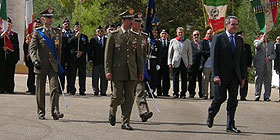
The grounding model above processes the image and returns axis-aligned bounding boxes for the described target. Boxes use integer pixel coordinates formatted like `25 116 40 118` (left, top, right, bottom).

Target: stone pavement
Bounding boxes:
0 74 280 140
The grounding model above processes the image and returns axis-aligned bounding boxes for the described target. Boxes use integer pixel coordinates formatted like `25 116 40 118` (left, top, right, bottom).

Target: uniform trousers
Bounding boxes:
110 80 136 125
35 67 60 117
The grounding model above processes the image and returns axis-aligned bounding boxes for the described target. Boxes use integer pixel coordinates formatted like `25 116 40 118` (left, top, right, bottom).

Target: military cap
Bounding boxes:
63 18 70 24
160 29 168 34
7 17 12 23
40 8 54 17
133 12 143 22
119 8 134 19
34 18 41 24
74 22 80 26
97 25 103 30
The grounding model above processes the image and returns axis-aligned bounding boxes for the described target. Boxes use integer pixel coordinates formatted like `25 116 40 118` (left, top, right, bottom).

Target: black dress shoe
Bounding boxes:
70 92 75 95
226 127 241 133
202 96 208 100
94 93 99 96
264 98 271 101
163 94 170 97
189 95 195 98
240 98 247 101
80 93 86 96
255 97 260 101
180 95 186 99
38 116 45 120
101 94 107 96
140 112 153 122
109 114 116 126
173 94 179 98
52 112 64 120
121 124 133 130
206 117 213 128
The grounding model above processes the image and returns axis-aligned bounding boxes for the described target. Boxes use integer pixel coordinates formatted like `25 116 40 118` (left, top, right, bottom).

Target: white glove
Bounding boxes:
150 45 155 50
156 65 161 71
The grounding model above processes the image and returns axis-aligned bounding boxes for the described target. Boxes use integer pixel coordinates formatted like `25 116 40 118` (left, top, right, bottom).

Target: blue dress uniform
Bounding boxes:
147 37 162 97
0 17 20 94
60 18 73 93
67 22 88 95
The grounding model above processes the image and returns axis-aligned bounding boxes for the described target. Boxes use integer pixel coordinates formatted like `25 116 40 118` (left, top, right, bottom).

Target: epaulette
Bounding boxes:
110 29 119 34
130 30 139 35
36 27 43 31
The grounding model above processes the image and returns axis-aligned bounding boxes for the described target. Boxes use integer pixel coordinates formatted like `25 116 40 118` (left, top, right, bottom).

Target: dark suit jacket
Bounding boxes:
274 44 280 72
243 43 252 68
158 38 170 68
0 31 20 65
67 33 88 64
191 41 202 72
88 36 107 65
211 32 245 84
199 39 211 70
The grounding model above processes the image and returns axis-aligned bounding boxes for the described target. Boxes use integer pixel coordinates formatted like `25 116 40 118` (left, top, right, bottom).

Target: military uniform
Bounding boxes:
147 37 162 97
67 22 88 95
61 18 73 93
0 17 20 94
135 31 153 121
105 9 144 130
29 8 64 120
23 18 41 94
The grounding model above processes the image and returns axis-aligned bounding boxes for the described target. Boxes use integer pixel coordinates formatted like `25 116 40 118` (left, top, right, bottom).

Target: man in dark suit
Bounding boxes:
236 31 252 101
274 36 280 101
206 16 245 133
23 18 42 95
67 22 88 95
0 17 20 94
157 29 170 96
189 30 203 98
88 26 108 96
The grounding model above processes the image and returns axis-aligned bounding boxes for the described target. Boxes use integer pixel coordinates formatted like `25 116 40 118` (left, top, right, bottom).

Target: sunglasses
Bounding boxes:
193 34 200 36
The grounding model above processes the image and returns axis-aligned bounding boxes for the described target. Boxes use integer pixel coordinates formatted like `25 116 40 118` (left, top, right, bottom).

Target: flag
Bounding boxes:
0 0 13 51
26 0 33 34
251 0 279 33
203 0 229 33
144 0 156 45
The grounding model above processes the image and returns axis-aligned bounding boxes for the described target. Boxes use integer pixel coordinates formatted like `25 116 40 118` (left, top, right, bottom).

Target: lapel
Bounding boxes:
222 32 234 56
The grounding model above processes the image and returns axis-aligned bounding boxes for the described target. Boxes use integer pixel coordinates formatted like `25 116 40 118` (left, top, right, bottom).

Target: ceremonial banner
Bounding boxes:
0 0 13 51
203 0 229 32
7 0 26 73
144 0 156 45
251 0 278 33
26 0 33 34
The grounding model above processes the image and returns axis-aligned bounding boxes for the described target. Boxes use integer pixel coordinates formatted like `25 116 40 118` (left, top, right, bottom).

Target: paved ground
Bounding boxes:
0 74 280 140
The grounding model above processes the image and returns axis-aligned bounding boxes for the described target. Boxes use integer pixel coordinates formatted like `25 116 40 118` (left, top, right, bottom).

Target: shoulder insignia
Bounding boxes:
131 30 139 35
141 32 148 36
36 27 43 31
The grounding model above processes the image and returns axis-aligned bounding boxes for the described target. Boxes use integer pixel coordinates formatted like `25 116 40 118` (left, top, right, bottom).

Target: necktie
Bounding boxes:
164 40 167 47
196 43 200 51
230 35 236 53
100 38 103 47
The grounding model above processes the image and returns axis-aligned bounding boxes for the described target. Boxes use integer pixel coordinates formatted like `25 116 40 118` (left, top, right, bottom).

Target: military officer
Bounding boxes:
61 18 73 93
132 13 153 122
147 28 161 98
105 8 144 130
24 18 42 95
29 8 64 120
67 22 88 96
0 17 20 94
